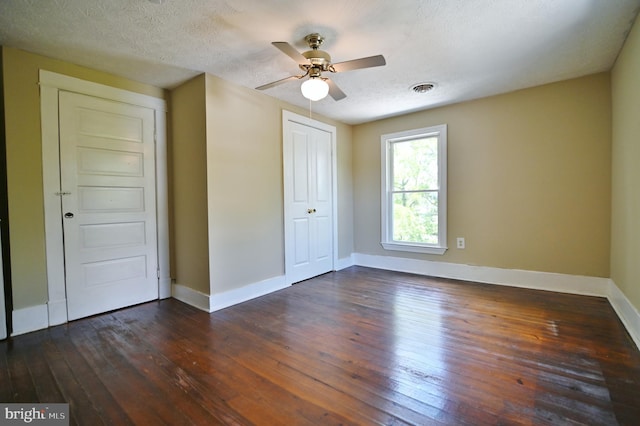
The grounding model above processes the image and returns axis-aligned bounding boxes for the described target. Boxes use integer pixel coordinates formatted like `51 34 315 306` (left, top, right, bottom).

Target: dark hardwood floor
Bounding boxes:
2 266 640 425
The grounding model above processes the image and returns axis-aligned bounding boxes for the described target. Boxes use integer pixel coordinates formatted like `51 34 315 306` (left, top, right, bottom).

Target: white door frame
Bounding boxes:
39 70 170 327
282 110 338 284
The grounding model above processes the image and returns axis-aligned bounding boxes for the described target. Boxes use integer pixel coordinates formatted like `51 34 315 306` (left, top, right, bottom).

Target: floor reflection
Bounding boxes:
390 284 449 416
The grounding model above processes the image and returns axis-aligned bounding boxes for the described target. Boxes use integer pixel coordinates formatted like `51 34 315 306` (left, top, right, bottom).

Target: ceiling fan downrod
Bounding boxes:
305 33 324 49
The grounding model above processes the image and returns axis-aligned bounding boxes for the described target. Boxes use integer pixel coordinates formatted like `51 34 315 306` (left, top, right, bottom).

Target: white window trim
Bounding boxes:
380 124 448 255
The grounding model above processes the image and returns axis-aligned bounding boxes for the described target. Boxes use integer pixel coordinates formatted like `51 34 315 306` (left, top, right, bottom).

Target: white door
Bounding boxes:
283 115 334 284
59 91 158 320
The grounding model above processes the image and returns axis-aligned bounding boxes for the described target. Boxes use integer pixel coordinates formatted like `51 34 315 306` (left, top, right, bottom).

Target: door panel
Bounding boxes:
83 256 147 287
315 215 331 259
315 140 331 202
284 119 334 283
80 222 146 249
77 147 144 176
293 218 310 265
59 91 158 321
77 186 145 212
293 137 309 202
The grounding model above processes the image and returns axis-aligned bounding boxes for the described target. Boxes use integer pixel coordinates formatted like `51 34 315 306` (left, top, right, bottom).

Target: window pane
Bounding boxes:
392 137 438 191
392 192 438 244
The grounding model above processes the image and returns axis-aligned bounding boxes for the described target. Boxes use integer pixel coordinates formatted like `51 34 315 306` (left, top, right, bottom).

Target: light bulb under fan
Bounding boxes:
300 78 329 101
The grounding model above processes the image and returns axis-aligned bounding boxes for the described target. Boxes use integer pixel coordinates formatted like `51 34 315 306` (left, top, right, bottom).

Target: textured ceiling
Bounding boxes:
1 0 639 124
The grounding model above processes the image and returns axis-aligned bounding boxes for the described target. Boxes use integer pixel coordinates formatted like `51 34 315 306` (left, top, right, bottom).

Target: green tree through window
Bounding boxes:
392 137 439 244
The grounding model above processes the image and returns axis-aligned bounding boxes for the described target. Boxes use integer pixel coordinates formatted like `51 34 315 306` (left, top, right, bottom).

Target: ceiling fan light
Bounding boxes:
301 78 329 101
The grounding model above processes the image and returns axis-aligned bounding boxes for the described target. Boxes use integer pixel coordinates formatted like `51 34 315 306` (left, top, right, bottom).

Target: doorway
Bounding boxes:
40 70 170 326
282 111 337 284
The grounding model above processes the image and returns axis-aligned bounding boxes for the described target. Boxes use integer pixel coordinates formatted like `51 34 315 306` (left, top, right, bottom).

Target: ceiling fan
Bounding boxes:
255 33 386 101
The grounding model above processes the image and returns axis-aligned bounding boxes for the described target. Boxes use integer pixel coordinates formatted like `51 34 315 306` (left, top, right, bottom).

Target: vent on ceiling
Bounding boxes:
410 82 436 94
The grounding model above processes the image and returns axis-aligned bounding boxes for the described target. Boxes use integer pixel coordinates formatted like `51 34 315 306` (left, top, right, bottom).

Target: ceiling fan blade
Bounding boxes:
272 41 307 63
255 75 299 91
327 79 347 101
332 55 386 73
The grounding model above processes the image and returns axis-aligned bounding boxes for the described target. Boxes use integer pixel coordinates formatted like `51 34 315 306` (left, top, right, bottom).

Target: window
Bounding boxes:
381 124 447 254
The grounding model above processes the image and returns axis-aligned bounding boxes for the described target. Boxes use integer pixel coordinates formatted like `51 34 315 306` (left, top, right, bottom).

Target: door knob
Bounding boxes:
64 212 74 218
307 208 317 214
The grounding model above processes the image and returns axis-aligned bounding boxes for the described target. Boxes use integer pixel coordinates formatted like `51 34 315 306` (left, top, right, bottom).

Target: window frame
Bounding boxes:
380 124 448 255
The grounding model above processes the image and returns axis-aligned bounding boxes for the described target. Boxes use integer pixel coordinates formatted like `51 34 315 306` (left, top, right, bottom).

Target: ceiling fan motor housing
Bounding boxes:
302 33 332 69
302 50 331 67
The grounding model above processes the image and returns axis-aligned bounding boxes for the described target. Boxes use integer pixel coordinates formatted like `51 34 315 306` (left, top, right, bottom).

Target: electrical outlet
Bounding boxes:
456 237 465 249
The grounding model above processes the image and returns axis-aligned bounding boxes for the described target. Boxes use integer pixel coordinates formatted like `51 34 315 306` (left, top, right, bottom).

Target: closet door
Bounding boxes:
283 115 334 284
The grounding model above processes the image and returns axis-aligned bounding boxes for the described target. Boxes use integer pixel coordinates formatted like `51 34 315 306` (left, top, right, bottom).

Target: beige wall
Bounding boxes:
169 74 210 294
353 73 611 278
170 73 353 295
1 46 166 310
611 14 640 311
204 74 284 292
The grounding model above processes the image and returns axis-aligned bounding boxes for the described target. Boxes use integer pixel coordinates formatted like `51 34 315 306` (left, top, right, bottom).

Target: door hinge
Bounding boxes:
157 268 160 279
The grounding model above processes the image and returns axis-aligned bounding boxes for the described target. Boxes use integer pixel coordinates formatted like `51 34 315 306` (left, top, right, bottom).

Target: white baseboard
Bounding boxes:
12 304 49 336
210 275 289 312
353 253 609 297
608 280 640 350
159 277 172 299
172 275 290 313
335 255 355 271
171 283 211 312
47 298 68 326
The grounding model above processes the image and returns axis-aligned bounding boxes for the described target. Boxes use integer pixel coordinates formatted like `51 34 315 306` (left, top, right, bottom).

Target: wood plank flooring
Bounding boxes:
2 266 640 425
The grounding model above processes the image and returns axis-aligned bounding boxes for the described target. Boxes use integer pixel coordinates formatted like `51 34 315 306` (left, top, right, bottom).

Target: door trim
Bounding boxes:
39 70 170 326
282 110 338 285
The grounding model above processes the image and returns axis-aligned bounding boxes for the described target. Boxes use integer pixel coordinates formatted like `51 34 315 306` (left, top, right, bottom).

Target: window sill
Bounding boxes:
381 242 447 255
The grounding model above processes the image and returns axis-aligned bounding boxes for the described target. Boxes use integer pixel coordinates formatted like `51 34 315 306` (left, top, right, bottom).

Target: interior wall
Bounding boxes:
1 46 166 311
201 73 352 294
611 13 640 312
169 74 210 294
353 73 612 279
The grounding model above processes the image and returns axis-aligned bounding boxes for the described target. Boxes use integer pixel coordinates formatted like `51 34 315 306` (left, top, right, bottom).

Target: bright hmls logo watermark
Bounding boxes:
1 404 68 425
